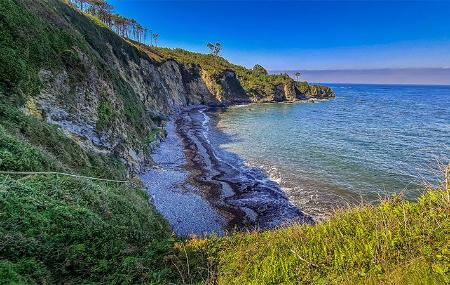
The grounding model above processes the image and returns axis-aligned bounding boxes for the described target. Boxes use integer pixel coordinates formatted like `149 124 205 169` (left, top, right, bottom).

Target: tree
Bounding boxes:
253 64 268 75
66 0 149 44
152 33 159 47
143 28 148 45
207 42 221 56
87 0 113 27
295 72 301 81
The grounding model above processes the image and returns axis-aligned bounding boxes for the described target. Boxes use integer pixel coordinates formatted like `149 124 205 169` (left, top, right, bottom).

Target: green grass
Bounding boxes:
0 175 174 284
173 188 450 285
145 46 293 98
1 1 445 284
133 44 333 101
0 103 126 179
144 128 165 145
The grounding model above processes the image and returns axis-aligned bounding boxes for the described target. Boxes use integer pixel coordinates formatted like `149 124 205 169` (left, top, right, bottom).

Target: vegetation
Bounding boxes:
253 64 268 75
1 1 445 284
173 187 450 284
296 82 334 99
0 103 126 179
96 91 117 131
207 43 222 56
0 99 178 284
0 176 174 284
65 0 154 45
144 128 165 145
140 46 297 99
152 33 160 47
0 0 77 104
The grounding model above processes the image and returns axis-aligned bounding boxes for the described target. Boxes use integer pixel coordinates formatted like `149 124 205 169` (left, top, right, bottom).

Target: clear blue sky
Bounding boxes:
108 0 450 71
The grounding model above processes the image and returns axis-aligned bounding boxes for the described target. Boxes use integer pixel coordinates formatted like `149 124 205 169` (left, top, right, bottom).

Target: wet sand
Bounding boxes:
142 105 312 236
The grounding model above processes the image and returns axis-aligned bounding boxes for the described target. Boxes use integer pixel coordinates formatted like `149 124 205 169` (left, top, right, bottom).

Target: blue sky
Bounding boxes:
108 1 450 71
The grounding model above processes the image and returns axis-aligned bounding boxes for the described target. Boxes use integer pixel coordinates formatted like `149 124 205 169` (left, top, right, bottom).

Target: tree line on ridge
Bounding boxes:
65 0 159 46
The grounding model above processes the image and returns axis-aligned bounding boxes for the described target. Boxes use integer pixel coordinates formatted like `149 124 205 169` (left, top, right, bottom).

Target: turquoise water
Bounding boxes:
211 84 450 219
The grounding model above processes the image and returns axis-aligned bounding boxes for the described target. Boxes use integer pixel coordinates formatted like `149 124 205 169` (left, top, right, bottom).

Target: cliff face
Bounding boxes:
0 0 334 174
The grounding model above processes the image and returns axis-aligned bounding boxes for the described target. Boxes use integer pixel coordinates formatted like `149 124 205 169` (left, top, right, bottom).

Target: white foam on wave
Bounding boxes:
199 108 211 144
199 108 286 188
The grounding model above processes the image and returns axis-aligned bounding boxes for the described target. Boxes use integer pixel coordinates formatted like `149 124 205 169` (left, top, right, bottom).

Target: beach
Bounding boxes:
141 106 312 236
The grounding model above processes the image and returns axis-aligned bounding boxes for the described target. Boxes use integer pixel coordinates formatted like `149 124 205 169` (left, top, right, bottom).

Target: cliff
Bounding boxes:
0 2 447 285
0 0 334 175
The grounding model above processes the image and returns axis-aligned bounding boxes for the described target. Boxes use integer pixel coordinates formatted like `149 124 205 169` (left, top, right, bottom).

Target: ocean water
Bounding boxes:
209 84 450 219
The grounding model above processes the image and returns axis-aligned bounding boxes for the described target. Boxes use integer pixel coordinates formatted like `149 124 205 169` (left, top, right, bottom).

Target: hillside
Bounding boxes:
0 0 333 175
174 188 449 284
0 0 448 284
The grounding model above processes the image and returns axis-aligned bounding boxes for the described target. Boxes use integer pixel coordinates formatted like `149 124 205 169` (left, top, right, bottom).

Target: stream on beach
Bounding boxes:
143 84 450 236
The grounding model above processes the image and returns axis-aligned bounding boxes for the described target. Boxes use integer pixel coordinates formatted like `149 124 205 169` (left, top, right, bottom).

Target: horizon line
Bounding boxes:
271 67 450 72
310 82 450 86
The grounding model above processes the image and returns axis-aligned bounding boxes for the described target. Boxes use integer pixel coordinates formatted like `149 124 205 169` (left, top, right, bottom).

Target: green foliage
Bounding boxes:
252 64 268 75
0 126 57 172
146 46 294 98
0 175 175 284
96 92 116 131
296 82 334 99
174 189 450 284
0 103 126 179
0 0 79 103
144 128 165 145
109 72 149 140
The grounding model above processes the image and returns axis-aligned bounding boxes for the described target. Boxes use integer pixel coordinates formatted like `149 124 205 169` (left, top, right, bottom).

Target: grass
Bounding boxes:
132 44 334 101
0 103 126 179
147 46 292 97
144 128 165 145
172 187 450 284
0 1 446 284
0 175 175 284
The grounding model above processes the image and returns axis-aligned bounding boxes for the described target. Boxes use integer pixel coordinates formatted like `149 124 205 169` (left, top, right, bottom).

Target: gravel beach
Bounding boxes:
141 117 225 236
141 105 312 237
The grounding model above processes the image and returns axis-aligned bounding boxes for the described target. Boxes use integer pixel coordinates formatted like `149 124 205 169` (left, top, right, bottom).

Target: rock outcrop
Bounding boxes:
2 0 334 174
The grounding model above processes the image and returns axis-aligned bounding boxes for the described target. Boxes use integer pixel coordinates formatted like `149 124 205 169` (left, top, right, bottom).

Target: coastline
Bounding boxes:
141 105 313 236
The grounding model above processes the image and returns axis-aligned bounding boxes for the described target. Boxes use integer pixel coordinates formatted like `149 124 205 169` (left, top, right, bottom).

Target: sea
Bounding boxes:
207 84 450 220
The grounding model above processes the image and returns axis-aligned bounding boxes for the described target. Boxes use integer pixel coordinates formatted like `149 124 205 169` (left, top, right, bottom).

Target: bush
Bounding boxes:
0 176 175 284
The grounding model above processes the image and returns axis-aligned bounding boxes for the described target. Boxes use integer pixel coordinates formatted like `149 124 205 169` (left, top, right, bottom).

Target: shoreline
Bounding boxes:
142 105 313 236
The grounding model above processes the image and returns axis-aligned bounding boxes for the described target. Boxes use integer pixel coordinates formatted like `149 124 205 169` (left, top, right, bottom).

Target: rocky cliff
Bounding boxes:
0 0 334 174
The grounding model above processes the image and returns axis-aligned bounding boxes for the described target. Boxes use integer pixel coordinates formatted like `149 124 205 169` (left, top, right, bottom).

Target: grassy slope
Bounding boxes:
0 0 155 152
0 1 176 284
175 189 449 284
0 176 173 284
131 45 287 97
134 44 333 100
0 1 448 284
0 98 177 284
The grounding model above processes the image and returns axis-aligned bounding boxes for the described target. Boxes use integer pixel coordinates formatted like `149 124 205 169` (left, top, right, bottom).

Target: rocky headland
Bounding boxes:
2 0 334 177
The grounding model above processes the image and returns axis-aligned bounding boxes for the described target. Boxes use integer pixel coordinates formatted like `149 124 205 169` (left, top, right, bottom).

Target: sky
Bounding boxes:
108 0 450 84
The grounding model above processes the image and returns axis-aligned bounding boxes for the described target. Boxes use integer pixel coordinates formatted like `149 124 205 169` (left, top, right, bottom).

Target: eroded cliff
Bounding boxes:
0 0 334 174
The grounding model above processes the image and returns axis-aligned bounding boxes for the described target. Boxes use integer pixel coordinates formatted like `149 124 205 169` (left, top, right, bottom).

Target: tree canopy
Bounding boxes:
66 0 154 45
207 42 221 56
253 64 268 75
